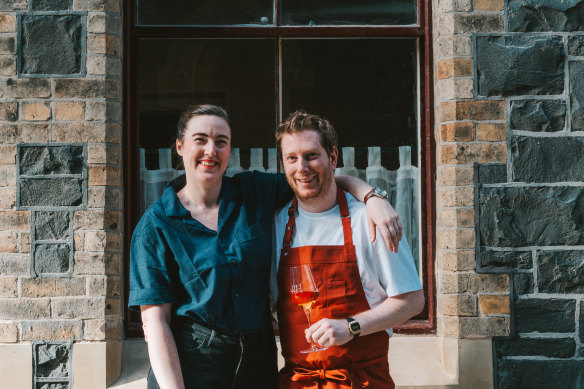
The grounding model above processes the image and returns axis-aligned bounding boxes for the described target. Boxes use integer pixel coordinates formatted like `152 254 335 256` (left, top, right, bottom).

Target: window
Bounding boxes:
124 0 435 336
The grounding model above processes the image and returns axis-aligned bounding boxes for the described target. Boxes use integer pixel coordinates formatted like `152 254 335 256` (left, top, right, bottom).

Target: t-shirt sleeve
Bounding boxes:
128 223 178 311
373 234 423 297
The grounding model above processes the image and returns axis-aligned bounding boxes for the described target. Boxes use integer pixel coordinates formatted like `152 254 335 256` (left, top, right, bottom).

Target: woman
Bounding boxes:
129 104 401 389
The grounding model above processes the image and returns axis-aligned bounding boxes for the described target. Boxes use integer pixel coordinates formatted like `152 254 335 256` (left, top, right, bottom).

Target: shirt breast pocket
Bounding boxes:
236 222 269 269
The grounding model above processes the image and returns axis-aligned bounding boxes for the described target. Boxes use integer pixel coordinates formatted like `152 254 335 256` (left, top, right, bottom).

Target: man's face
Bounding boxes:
280 130 338 203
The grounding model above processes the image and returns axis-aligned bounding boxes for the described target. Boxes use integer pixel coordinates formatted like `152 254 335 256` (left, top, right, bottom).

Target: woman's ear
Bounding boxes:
175 139 183 156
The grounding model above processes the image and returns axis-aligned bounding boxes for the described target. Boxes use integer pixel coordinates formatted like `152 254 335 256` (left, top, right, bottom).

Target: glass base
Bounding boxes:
299 345 328 354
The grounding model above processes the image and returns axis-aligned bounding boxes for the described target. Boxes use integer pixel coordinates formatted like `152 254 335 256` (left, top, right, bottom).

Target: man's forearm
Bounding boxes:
355 289 425 336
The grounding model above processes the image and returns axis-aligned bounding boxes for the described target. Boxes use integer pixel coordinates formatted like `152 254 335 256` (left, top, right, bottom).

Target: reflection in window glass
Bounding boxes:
282 38 420 269
138 0 273 26
281 0 417 26
138 38 276 212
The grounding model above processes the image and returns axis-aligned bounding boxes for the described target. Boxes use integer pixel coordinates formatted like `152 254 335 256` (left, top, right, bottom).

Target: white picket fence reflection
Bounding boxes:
140 146 419 270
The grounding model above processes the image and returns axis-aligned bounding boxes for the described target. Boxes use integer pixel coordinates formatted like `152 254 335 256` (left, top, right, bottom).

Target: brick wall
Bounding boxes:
434 0 584 387
0 0 123 386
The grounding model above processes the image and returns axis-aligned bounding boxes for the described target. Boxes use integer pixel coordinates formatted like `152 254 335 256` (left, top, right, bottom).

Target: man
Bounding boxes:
271 110 424 388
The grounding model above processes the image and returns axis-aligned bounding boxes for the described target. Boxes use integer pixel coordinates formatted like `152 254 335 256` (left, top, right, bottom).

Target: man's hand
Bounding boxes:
365 197 403 253
305 318 353 348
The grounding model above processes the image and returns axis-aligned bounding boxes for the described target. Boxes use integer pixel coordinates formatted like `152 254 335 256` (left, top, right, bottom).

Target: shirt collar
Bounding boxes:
162 174 241 218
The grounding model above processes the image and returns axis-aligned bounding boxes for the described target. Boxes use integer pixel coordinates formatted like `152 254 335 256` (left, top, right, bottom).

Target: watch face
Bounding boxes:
376 187 388 198
349 321 361 333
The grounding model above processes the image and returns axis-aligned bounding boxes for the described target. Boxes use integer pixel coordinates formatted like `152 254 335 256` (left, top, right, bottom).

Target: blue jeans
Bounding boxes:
147 317 278 389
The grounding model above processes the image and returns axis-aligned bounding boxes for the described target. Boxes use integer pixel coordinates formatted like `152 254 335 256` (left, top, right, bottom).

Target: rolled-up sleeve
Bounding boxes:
128 225 178 311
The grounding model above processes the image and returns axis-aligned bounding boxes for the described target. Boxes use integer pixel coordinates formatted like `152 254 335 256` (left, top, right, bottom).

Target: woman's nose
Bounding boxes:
205 142 217 156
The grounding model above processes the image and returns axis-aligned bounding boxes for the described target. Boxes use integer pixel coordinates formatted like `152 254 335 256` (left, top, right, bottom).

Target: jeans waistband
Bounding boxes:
172 315 270 342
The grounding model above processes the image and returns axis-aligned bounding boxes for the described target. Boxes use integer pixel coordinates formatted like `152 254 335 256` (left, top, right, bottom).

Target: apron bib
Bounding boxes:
277 188 395 389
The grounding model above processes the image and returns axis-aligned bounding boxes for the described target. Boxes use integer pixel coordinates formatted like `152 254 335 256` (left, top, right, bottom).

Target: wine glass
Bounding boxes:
290 264 328 353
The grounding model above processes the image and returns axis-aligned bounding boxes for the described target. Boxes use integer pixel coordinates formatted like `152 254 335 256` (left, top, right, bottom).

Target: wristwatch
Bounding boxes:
346 317 361 340
363 187 388 204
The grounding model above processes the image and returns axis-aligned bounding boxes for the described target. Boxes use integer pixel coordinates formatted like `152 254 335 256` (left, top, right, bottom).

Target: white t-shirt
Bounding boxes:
270 192 422 334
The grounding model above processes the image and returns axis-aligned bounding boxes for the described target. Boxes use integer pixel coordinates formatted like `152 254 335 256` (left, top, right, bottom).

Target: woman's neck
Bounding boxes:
179 176 222 209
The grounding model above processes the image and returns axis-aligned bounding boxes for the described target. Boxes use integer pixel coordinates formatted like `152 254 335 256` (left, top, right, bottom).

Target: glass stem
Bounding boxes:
304 308 315 350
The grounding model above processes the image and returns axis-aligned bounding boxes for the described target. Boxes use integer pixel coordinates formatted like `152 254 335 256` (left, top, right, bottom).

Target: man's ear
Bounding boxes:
329 146 338 169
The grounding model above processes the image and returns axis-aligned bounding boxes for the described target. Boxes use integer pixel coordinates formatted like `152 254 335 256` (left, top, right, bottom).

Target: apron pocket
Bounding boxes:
325 279 348 318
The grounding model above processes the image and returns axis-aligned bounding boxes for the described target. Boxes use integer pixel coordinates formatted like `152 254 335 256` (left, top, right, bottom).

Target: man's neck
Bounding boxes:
297 181 338 213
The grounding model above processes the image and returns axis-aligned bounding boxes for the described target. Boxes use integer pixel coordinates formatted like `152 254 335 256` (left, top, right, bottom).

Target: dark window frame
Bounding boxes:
123 0 435 338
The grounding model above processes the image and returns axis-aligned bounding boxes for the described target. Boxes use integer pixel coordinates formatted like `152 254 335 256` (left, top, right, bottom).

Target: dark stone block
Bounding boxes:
538 250 584 294
515 298 575 333
19 145 84 176
497 359 584 389
478 163 507 184
495 337 575 358
34 243 70 274
476 36 565 97
38 383 69 389
568 36 584 56
510 99 566 132
0 0 27 11
479 186 584 247
35 211 70 240
480 250 532 269
580 301 584 343
570 61 584 132
35 343 70 377
510 136 584 182
32 0 69 11
509 0 584 32
21 15 83 75
513 273 534 295
20 178 83 207
0 36 15 53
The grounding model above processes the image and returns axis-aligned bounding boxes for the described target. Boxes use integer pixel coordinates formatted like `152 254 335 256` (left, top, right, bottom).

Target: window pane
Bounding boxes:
138 38 276 212
137 0 274 26
281 38 420 270
280 0 417 26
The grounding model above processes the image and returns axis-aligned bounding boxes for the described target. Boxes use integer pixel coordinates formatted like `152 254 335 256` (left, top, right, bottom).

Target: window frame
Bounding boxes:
123 0 435 338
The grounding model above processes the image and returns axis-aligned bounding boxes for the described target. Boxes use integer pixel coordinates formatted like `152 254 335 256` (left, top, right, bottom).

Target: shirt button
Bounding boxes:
234 292 239 299
230 259 236 265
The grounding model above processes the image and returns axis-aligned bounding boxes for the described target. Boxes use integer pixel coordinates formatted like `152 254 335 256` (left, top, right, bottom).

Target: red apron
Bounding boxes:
277 188 395 389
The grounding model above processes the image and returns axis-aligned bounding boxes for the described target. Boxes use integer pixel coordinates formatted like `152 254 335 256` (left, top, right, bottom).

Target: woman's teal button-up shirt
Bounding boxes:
129 171 291 332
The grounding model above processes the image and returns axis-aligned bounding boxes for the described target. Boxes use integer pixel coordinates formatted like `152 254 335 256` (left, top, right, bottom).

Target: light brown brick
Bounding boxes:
438 229 475 250
438 165 474 186
0 145 16 165
21 277 86 298
0 187 16 209
437 0 471 13
106 317 122 338
469 273 509 293
0 55 16 76
440 294 477 316
83 319 106 340
474 0 504 11
54 101 85 120
0 15 16 33
105 297 121 316
51 297 105 319
74 231 85 251
54 79 105 98
54 122 106 142
0 277 17 297
440 208 475 228
73 0 119 12
107 275 120 297
439 100 506 122
441 316 509 338
84 231 121 252
19 232 30 253
479 294 510 314
437 58 473 81
0 102 17 122
0 211 29 230
87 34 121 56
0 231 18 252
105 253 121 275
0 253 29 275
87 143 121 165
2 78 51 98
74 253 106 275
0 299 51 319
441 143 507 165
74 210 104 229
440 271 472 294
20 320 83 341
435 35 473 59
87 275 106 295
88 165 121 186
453 13 504 33
0 322 18 342
440 122 474 142
439 250 476 272
21 102 51 121
476 123 507 142
105 210 122 231
87 186 122 209
441 186 474 207
0 123 51 143
0 165 16 187
437 78 474 100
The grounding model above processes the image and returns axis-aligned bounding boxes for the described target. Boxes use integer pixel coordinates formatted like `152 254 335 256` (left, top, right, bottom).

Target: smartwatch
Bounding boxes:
346 317 361 339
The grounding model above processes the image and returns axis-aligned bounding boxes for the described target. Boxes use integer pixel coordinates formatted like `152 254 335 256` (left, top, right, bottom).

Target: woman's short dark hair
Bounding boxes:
176 104 230 141
276 110 338 158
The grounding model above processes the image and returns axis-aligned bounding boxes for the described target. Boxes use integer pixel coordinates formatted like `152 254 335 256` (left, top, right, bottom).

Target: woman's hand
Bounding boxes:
365 197 402 253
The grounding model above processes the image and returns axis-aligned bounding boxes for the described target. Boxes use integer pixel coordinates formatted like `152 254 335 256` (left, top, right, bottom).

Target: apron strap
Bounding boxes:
337 187 354 248
282 197 298 248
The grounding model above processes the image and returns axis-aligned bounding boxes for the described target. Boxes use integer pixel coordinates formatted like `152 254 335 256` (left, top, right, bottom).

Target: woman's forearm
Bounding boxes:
334 175 372 202
142 305 185 389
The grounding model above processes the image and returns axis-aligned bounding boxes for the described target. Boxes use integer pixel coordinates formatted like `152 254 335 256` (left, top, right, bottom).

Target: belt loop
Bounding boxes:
207 329 216 347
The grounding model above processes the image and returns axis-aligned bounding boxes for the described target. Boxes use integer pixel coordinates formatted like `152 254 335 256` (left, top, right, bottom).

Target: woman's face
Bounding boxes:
176 115 231 185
